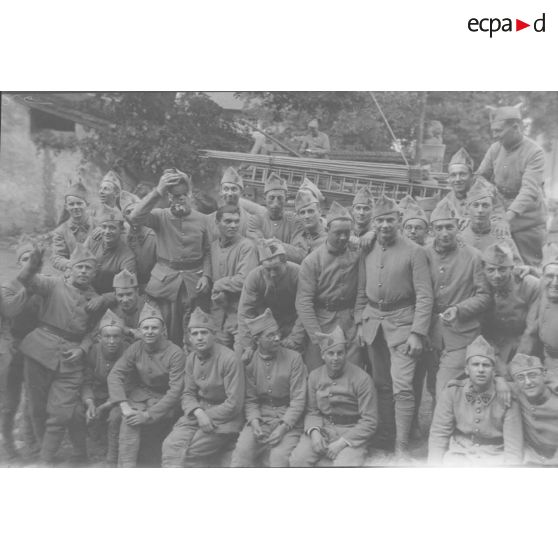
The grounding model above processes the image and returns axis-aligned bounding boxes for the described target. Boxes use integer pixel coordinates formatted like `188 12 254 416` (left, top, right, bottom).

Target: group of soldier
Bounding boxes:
1 103 558 467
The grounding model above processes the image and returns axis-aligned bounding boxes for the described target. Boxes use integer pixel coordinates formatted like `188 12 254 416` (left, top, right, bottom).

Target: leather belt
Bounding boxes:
455 430 503 446
325 414 360 426
368 297 415 312
316 300 352 312
39 323 83 343
258 396 290 407
201 397 225 406
158 257 203 271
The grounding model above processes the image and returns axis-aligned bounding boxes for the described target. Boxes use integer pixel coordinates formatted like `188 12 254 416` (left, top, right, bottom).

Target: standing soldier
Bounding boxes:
481 243 540 375
108 302 186 467
290 188 327 261
289 326 377 467
296 201 363 371
426 198 491 397
129 169 212 346
231 309 307 467
162 308 244 467
298 119 331 159
209 205 258 349
428 335 523 466
111 269 146 343
50 181 95 273
477 104 546 266
355 194 433 458
351 186 375 239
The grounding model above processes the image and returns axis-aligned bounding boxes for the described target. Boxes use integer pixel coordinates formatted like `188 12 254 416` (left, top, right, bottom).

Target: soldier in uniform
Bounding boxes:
355 194 433 458
428 335 523 466
478 104 546 266
50 181 95 273
296 201 363 371
80 309 128 466
129 169 212 346
426 198 491 397
111 269 146 343
509 353 558 465
247 173 303 263
231 309 307 467
97 170 122 210
401 198 430 247
289 326 377 467
298 119 330 159
108 302 186 467
209 204 258 349
481 243 540 376
84 205 136 295
290 188 327 261
351 186 375 239
162 308 244 467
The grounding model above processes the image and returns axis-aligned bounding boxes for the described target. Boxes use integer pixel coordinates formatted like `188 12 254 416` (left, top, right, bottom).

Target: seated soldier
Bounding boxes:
112 269 146 343
289 326 377 467
162 308 244 467
108 302 186 467
428 335 523 466
80 309 129 467
231 309 307 467
509 353 558 465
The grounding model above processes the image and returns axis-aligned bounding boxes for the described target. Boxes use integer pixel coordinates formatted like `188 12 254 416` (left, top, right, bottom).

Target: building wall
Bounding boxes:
0 95 103 236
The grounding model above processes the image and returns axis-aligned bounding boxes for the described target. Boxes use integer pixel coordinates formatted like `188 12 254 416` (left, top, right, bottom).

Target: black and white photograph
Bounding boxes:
2 91 558 468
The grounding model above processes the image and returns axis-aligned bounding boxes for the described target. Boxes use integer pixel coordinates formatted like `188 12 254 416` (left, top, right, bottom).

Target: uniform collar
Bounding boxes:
464 380 495 406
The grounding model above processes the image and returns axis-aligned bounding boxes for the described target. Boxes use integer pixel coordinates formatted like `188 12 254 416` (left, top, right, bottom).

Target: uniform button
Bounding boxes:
440 286 444 290
268 389 272 393
328 393 333 397
476 408 481 413
474 418 480 423
378 283 382 287
379 299 384 303
332 382 336 385
266 362 271 366
267 376 271 380
380 265 384 269
474 428 479 433
380 316 384 320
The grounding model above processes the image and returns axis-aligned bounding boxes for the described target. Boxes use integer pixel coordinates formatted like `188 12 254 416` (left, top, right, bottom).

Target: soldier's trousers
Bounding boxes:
162 416 238 467
23 356 84 463
434 347 467 400
230 423 302 467
412 348 437 429
289 424 368 467
512 224 545 267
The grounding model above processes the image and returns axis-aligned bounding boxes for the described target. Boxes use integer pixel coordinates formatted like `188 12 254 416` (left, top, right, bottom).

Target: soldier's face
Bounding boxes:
100 326 124 355
71 260 96 287
309 126 319 137
123 203 137 225
466 356 494 389
115 287 139 311
168 184 191 217
221 183 241 205
469 197 493 222
327 220 352 252
217 212 240 240
189 327 215 353
262 256 287 283
483 264 513 288
258 328 281 356
491 120 520 149
352 204 373 226
66 195 87 220
433 220 458 250
374 212 400 244
448 164 473 197
18 251 31 269
543 264 558 301
141 318 164 345
298 204 320 230
265 191 285 219
322 345 346 375
513 368 546 401
98 181 117 206
403 218 428 245
101 221 122 245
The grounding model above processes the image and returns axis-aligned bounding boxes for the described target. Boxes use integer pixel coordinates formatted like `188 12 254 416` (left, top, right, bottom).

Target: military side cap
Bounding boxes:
257 238 286 263
466 335 496 364
548 214 558 243
139 302 165 325
373 194 399 219
300 177 324 202
353 186 374 207
69 243 97 267
315 325 346 352
99 308 124 332
448 147 474 171
326 201 353 225
119 190 140 212
113 269 139 289
416 193 441 213
430 198 459 223
542 243 558 270
403 204 429 226
245 308 279 337
97 205 125 224
264 172 288 194
509 353 543 377
66 181 88 202
101 170 123 193
221 166 244 189
482 243 514 267
398 194 417 213
187 306 217 332
16 234 35 261
295 189 319 212
467 177 493 205
489 103 522 123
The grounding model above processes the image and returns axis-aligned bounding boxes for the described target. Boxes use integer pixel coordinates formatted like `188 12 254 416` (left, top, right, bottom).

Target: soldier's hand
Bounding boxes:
492 219 509 239
196 275 210 294
27 245 45 274
505 210 516 224
310 430 327 455
514 265 539 280
194 409 215 433
440 306 458 324
120 402 134 418
326 438 348 460
241 347 255 365
62 347 84 363
156 172 181 197
251 418 265 440
280 337 297 351
404 333 423 359
85 400 97 422
86 295 107 313
96 401 114 417
266 423 289 447
494 376 512 408
125 410 149 426
359 230 376 251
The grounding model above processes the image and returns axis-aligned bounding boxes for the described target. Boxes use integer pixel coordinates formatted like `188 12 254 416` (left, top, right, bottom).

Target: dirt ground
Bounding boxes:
0 240 433 468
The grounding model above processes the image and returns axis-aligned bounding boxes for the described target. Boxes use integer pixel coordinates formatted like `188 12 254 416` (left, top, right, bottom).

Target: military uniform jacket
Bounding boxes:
108 338 186 422
181 343 244 433
296 242 361 345
459 222 523 265
114 296 146 332
290 222 327 262
237 262 305 351
305 362 377 446
426 243 490 352
443 188 507 231
84 236 137 295
477 137 546 232
82 342 128 403
126 227 157 287
18 275 101 372
50 216 95 272
130 191 212 302
429 379 523 464
245 347 307 428
519 294 558 358
354 235 433 347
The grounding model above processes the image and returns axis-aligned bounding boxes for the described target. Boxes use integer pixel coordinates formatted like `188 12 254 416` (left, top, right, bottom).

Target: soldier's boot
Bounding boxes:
1 411 19 460
394 397 415 462
370 389 396 452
